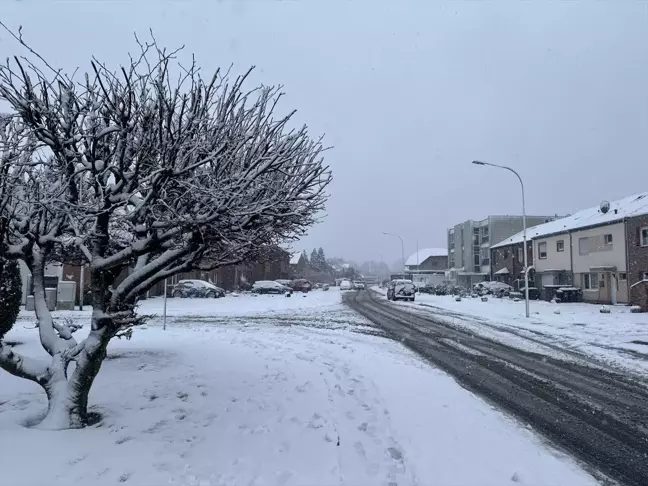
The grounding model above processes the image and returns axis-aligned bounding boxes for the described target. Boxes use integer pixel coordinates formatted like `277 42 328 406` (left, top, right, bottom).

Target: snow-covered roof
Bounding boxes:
406 248 447 267
289 252 303 265
491 193 648 249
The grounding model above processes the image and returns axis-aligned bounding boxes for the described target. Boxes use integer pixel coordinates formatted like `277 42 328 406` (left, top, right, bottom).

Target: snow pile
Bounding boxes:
474 281 512 291
0 311 596 486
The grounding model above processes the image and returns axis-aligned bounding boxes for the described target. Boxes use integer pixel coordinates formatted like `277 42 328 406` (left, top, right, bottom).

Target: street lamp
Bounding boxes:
382 232 405 279
472 160 530 318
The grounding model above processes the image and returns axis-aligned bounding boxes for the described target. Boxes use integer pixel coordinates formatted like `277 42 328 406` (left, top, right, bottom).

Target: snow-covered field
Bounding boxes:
0 289 598 485
373 287 648 375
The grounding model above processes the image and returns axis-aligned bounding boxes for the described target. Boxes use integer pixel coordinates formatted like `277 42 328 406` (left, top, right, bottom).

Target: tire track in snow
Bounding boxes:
346 290 648 486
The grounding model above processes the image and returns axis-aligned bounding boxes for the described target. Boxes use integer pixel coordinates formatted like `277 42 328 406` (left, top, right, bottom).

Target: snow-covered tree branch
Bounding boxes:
0 30 331 429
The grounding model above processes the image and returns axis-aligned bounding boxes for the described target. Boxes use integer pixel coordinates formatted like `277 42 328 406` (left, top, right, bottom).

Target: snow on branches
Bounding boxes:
0 32 331 311
0 27 331 428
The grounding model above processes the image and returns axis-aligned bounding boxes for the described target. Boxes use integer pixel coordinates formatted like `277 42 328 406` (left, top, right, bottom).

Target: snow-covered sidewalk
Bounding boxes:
373 287 648 375
0 290 598 485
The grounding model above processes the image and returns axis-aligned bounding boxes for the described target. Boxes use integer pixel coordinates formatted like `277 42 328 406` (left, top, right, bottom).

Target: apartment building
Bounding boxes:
447 215 556 287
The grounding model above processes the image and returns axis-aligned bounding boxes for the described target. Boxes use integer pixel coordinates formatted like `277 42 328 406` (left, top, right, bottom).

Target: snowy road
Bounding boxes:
345 290 648 486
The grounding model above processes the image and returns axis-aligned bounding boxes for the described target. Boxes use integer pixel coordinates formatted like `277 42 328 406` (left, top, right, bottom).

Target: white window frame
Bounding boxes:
604 234 613 246
582 273 599 290
538 242 547 260
641 227 648 247
556 239 564 252
578 237 589 255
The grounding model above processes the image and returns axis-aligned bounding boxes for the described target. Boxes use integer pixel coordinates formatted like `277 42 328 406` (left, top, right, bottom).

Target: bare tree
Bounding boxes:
0 33 331 429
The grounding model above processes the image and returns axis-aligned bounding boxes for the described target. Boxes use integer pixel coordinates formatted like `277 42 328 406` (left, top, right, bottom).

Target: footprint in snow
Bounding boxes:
387 447 403 461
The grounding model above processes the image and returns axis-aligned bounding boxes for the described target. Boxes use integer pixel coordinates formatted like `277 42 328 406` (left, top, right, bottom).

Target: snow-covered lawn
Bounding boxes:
0 289 597 485
373 287 648 375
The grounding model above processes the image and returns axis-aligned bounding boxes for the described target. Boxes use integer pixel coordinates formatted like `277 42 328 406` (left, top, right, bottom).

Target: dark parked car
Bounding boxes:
252 280 292 294
290 279 313 292
172 280 225 298
386 279 416 302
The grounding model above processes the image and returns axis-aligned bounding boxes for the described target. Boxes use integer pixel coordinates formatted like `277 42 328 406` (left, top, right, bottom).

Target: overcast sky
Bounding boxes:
2 0 647 263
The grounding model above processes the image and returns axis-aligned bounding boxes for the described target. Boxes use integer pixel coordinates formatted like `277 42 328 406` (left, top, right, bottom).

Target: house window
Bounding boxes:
599 274 605 288
582 273 599 290
578 237 589 255
517 247 523 261
643 272 648 281
503 250 509 259
619 272 627 281
556 240 564 252
641 228 648 247
604 234 613 246
538 242 547 259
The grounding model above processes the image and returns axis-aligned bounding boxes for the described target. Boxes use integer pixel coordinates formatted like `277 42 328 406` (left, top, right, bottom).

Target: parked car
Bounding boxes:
339 279 353 290
417 284 436 294
252 280 292 294
353 281 366 290
290 279 313 292
386 279 416 302
172 280 225 298
275 279 292 286
322 284 330 291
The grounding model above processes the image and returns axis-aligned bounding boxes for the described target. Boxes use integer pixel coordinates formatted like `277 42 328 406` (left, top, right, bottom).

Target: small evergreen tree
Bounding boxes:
0 257 22 339
317 247 327 271
310 248 319 271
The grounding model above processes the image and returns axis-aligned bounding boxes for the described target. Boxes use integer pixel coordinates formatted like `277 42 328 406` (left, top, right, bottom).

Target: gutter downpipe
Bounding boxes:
569 232 574 286
624 217 630 304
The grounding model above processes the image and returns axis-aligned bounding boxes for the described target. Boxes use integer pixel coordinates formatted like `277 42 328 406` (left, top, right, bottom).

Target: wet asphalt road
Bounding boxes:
345 290 648 486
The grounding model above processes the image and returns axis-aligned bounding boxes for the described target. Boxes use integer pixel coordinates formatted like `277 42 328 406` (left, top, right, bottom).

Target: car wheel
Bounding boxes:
173 291 183 298
206 291 216 298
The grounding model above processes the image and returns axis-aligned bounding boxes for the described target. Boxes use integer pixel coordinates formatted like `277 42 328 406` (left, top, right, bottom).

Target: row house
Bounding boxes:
490 193 648 305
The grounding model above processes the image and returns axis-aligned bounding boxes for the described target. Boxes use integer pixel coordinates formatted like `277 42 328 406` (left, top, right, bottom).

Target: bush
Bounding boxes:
0 258 22 339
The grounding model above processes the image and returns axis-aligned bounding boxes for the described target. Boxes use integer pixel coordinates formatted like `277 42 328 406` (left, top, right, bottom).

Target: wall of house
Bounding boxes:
489 216 555 247
625 214 648 305
418 255 448 271
490 241 533 287
533 233 572 273
571 222 627 303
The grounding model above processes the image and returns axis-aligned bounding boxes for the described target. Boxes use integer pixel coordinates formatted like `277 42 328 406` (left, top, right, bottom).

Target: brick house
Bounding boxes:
289 251 308 277
61 246 291 302
489 235 533 289
625 212 648 308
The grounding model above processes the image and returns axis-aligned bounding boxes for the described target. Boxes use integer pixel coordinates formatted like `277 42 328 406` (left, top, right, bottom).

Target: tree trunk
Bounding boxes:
36 328 110 430
38 376 85 430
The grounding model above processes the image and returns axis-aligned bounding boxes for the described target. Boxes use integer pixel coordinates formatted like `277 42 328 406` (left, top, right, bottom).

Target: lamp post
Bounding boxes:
382 232 405 279
472 160 530 318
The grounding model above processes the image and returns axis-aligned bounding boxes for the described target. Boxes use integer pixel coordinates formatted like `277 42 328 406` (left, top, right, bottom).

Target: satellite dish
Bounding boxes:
600 200 610 214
